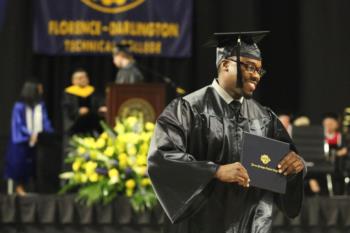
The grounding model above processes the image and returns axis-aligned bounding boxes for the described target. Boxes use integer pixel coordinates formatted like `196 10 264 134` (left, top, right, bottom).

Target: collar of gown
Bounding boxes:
211 79 243 104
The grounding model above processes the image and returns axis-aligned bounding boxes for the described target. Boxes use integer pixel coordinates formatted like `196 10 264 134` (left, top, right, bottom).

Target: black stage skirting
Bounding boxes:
0 195 350 233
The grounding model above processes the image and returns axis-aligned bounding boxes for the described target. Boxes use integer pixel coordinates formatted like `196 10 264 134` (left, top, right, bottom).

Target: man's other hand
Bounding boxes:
278 151 304 176
215 162 250 187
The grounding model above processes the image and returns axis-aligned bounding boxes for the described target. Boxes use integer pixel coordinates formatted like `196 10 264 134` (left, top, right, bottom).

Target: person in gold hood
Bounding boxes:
62 68 106 137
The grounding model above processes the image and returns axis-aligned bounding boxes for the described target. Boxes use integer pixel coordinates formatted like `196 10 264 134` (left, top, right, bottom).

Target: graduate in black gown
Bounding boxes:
147 31 306 233
113 43 144 84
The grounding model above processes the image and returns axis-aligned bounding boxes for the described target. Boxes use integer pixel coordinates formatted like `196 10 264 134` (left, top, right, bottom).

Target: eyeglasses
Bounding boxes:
226 58 266 77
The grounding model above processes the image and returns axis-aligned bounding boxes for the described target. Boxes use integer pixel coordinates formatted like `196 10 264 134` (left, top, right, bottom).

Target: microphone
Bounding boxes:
137 64 186 95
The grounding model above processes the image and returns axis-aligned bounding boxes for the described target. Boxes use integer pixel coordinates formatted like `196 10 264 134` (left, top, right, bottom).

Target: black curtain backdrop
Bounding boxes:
299 0 350 122
0 0 350 191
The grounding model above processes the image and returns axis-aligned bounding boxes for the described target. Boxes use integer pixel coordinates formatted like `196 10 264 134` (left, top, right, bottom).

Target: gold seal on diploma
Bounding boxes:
260 154 271 165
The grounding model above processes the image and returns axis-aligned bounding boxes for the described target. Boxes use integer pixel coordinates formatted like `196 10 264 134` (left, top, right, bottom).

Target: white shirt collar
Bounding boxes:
211 79 243 104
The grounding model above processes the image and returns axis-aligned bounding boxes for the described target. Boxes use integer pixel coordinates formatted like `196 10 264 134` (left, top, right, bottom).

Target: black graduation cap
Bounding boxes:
113 42 132 56
208 31 269 88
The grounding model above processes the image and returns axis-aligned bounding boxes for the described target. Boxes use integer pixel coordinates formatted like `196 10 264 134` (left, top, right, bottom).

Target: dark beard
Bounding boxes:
233 88 253 99
243 91 253 99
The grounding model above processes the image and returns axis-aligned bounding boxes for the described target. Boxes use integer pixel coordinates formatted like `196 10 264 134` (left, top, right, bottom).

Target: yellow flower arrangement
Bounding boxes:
59 115 157 212
108 168 119 177
126 179 136 189
88 172 99 182
104 146 115 157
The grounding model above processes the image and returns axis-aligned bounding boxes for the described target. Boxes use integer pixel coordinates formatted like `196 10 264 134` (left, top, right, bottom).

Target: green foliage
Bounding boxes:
59 116 157 212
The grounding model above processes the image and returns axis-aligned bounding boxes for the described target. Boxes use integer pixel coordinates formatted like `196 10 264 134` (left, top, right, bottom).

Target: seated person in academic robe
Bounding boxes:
323 113 348 195
4 81 53 196
113 43 144 84
304 113 349 196
147 31 305 233
62 68 106 136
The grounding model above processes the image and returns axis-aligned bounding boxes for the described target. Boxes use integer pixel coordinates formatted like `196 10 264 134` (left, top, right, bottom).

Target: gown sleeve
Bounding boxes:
11 103 31 144
268 109 306 218
130 65 144 83
147 98 218 223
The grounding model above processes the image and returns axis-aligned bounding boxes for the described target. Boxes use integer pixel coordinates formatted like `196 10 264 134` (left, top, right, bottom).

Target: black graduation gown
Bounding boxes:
115 63 144 84
147 85 304 233
61 92 103 135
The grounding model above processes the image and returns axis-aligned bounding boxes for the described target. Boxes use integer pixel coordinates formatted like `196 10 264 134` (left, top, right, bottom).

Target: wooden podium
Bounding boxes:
106 83 166 126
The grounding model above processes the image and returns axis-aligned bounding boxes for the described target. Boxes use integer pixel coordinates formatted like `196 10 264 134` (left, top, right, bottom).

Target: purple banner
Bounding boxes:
33 0 192 57
0 0 7 30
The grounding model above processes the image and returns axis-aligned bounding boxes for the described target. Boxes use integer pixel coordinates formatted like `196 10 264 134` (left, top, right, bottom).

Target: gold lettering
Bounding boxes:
64 39 161 54
105 21 179 38
250 163 279 173
48 20 102 36
49 20 179 38
64 40 125 53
